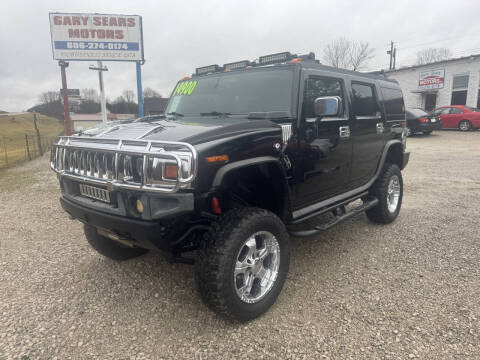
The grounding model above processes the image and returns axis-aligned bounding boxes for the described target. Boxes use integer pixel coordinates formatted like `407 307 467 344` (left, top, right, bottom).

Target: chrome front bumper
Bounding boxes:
51 136 198 193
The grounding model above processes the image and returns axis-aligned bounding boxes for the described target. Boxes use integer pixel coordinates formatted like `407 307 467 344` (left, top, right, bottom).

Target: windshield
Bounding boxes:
165 69 294 116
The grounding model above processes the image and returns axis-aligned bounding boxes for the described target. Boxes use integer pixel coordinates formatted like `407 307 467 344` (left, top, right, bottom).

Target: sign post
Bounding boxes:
89 62 108 123
136 61 144 117
59 61 72 136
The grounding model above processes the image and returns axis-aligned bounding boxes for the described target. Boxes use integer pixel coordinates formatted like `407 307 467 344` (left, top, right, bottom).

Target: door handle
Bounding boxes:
376 123 384 133
339 126 350 139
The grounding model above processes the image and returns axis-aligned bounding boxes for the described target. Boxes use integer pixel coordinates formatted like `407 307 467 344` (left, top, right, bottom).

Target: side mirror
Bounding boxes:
314 96 342 117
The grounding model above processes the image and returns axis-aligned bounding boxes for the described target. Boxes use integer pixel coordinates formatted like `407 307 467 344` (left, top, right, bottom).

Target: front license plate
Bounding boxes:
79 183 111 203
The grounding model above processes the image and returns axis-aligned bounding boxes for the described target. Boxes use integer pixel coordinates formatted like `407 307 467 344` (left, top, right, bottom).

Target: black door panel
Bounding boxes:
293 72 353 209
349 81 385 187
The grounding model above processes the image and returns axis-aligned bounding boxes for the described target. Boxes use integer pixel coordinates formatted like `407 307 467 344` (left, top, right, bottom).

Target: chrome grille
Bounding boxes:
51 137 197 193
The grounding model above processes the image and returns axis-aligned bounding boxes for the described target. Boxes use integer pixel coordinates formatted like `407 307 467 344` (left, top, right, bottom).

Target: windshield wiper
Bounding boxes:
200 111 231 117
247 111 292 120
167 112 184 117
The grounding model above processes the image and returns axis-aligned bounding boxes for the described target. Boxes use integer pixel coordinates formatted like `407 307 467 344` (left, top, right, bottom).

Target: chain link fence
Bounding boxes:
0 135 57 169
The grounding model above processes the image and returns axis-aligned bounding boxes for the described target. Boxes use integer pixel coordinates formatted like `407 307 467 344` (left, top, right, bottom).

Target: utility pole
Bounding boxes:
392 47 397 70
387 41 394 70
89 62 109 123
59 61 72 136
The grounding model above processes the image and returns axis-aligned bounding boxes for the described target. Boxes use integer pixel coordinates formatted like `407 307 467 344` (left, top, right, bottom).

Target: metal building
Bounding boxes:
385 54 480 111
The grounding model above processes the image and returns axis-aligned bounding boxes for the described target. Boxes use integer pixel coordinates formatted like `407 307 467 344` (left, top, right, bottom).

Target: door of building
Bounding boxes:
425 93 437 111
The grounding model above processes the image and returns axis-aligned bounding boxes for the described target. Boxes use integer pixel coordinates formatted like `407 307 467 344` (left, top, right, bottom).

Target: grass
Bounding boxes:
0 113 63 168
0 167 37 191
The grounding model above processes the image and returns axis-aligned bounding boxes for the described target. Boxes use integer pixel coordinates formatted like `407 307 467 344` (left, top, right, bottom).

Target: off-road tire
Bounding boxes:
459 120 472 131
84 225 148 260
366 163 403 224
195 207 290 321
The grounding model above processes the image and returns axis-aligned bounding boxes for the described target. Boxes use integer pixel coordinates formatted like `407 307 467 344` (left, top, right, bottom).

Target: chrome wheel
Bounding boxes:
234 231 280 304
387 175 401 213
459 121 470 131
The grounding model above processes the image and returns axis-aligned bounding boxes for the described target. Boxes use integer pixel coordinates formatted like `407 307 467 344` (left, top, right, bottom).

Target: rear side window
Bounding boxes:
450 107 463 114
351 83 379 117
303 76 345 118
381 87 405 120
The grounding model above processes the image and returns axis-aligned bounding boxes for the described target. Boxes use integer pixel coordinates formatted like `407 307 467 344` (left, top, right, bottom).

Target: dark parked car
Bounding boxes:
405 108 442 136
51 51 409 321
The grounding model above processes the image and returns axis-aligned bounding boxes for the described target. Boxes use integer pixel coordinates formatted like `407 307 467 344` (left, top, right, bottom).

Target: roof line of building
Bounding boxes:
385 53 480 73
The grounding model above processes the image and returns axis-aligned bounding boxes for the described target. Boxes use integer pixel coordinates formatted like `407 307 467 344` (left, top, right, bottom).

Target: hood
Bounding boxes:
80 116 281 145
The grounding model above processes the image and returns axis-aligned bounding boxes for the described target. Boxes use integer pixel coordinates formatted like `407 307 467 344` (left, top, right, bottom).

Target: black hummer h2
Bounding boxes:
51 51 409 321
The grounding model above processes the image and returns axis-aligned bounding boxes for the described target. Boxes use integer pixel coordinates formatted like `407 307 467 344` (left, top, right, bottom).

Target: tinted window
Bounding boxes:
352 83 378 116
450 107 463 114
166 69 293 116
303 77 344 118
381 87 404 116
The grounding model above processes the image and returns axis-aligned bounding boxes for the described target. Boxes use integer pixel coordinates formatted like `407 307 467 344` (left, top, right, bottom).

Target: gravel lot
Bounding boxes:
1 131 480 359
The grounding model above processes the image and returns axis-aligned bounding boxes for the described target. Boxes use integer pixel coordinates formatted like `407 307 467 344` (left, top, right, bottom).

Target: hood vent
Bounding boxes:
280 124 292 144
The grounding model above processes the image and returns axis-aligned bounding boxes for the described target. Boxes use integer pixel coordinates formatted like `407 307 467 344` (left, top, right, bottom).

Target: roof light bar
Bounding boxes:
223 60 251 71
258 52 295 65
196 64 222 75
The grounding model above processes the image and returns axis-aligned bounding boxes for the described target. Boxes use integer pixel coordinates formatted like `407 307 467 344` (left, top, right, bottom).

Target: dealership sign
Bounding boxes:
49 13 144 61
418 68 444 90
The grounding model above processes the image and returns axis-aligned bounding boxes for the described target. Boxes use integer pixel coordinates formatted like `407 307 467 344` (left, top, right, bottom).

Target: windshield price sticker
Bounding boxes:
174 80 197 96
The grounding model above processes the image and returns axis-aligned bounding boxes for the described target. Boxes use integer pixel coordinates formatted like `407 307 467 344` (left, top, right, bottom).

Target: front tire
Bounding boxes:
459 120 472 131
84 225 148 260
195 208 290 321
366 163 403 224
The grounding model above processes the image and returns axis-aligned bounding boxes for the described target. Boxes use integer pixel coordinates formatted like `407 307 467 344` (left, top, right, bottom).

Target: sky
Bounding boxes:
0 0 479 112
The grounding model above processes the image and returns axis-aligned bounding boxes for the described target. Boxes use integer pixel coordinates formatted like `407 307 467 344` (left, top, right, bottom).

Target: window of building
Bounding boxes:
451 74 469 106
452 74 469 89
303 77 345 118
451 91 468 105
351 83 379 117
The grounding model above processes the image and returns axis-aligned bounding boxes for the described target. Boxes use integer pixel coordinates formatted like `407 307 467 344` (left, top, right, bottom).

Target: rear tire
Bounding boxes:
459 120 472 131
406 127 412 137
195 207 290 321
84 225 148 260
423 130 432 135
366 163 403 224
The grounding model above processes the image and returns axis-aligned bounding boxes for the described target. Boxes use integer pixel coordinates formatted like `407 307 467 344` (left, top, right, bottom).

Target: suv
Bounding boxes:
51 52 409 321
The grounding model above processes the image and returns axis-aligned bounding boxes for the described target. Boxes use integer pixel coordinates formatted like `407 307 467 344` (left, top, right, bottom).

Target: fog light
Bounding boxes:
136 199 144 214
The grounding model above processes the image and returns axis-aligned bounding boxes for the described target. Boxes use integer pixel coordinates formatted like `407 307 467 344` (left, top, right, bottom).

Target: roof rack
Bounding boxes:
193 51 317 76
